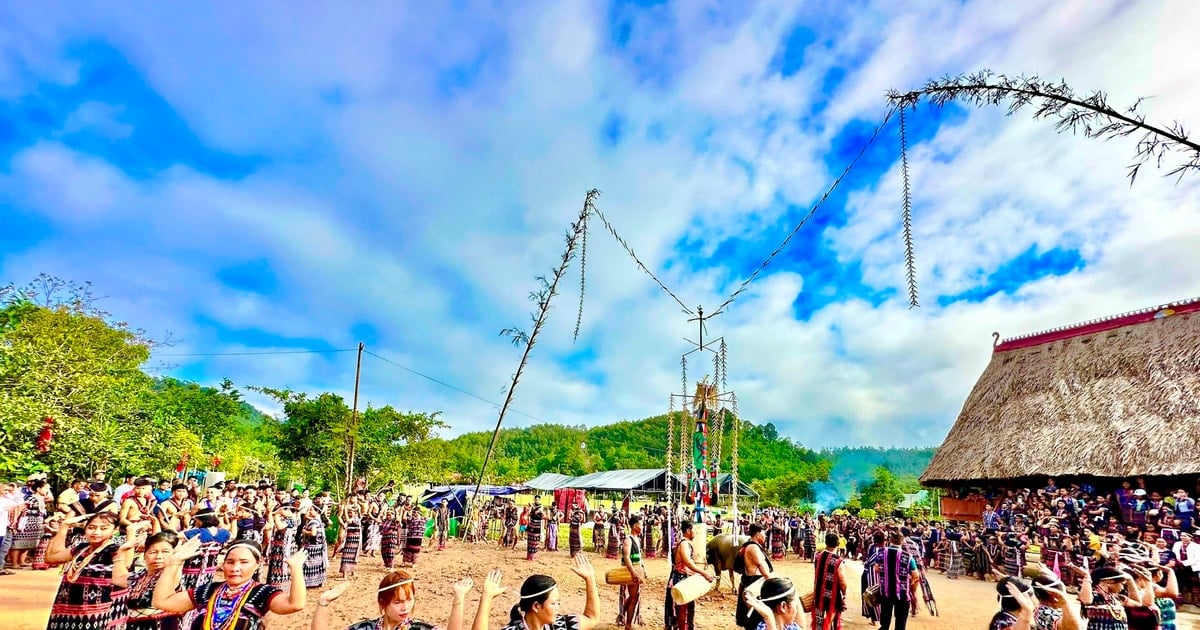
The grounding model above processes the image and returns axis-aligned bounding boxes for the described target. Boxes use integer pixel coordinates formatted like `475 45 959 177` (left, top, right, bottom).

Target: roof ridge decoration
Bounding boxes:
993 297 1200 353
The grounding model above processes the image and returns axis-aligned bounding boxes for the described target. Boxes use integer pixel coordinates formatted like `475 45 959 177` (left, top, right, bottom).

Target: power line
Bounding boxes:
362 349 550 424
155 348 357 357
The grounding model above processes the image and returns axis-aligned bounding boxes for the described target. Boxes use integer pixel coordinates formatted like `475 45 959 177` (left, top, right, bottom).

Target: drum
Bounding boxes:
799 590 815 612
605 567 635 585
670 573 712 605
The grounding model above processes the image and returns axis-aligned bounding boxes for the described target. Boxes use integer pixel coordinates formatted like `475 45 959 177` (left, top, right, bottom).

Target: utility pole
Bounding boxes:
346 341 364 497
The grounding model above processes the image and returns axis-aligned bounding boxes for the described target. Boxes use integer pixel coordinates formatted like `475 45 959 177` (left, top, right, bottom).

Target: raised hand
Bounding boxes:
319 582 351 606
1004 581 1036 616
570 554 595 581
287 549 308 573
171 535 203 563
481 569 506 598
452 577 475 599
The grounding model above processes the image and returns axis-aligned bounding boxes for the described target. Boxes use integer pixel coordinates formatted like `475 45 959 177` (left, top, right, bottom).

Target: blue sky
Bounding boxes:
2 1 1199 448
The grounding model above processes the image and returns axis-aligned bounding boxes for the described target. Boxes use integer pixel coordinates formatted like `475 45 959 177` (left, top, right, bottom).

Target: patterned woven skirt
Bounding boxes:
592 523 604 552
545 521 558 551
569 524 583 557
32 531 53 569
526 522 542 560
12 513 44 550
303 537 328 588
267 533 294 587
403 525 423 566
606 526 620 559
381 525 400 568
340 525 361 574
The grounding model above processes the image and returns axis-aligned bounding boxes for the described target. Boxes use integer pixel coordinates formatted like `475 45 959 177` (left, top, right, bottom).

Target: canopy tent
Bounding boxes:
922 297 1200 487
524 472 575 491
420 484 521 518
522 468 687 494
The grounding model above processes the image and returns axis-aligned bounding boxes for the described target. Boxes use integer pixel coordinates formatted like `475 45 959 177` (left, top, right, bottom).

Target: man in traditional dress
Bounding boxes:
812 532 847 630
735 524 774 630
526 497 544 560
664 519 714 630
616 515 646 630
864 530 918 630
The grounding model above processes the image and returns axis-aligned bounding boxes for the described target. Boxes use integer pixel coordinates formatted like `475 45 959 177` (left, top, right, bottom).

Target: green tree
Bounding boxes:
0 296 199 477
859 466 904 514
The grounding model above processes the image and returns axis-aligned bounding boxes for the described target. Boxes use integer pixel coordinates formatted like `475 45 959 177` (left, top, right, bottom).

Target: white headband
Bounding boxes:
378 578 414 594
759 586 796 603
520 583 557 600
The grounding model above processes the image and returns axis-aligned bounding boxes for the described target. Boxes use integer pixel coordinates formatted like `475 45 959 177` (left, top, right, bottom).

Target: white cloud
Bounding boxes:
2 0 1199 453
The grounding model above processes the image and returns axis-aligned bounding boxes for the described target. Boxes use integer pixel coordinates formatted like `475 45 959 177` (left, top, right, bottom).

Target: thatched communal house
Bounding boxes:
923 297 1200 488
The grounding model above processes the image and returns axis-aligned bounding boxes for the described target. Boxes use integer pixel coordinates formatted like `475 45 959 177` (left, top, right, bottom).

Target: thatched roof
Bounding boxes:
922 298 1200 486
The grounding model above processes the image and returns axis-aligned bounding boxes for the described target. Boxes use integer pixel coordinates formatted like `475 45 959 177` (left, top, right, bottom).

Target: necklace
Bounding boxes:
64 541 114 582
203 581 256 630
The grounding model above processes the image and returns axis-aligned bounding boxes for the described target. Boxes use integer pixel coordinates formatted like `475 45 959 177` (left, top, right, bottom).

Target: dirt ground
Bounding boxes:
4 540 1199 629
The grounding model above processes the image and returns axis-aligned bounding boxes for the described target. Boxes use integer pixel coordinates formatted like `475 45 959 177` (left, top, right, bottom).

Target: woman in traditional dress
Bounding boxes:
503 503 518 550
471 555 602 630
642 512 657 559
234 502 264 546
379 507 401 569
545 508 560 553
153 538 307 630
12 479 50 568
743 577 804 630
310 570 475 630
118 530 184 630
615 515 645 630
404 506 426 567
591 511 605 553
336 503 362 579
179 508 232 595
1002 532 1028 577
435 500 451 551
568 508 585 557
769 520 787 560
526 501 544 561
605 511 621 560
664 520 714 630
266 504 299 588
802 520 816 561
362 498 380 558
44 512 124 630
944 528 963 579
300 505 329 590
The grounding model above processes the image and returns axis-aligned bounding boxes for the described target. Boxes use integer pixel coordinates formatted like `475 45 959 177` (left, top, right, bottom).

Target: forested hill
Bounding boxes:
428 415 936 505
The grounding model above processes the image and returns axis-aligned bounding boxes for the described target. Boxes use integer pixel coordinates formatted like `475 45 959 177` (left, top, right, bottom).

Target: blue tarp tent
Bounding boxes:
419 484 521 518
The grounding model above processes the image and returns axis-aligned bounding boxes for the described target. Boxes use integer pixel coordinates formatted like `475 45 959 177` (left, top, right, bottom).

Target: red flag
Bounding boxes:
35 416 55 453
176 452 189 473
211 455 221 469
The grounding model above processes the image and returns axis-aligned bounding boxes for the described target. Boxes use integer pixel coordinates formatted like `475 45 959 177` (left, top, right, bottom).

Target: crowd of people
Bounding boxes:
2 469 1196 630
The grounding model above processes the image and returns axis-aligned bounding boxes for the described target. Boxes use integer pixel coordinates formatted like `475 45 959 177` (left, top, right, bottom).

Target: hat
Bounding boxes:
27 472 48 482
1134 489 1147 497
